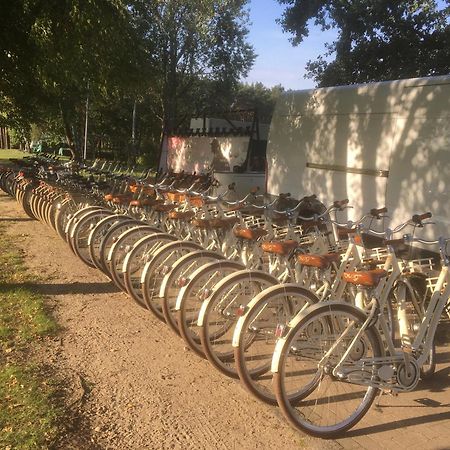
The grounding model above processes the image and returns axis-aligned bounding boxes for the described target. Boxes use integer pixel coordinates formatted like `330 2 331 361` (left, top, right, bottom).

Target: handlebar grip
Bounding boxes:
333 199 349 208
370 206 388 217
228 182 236 190
279 192 291 198
303 194 317 201
412 212 432 224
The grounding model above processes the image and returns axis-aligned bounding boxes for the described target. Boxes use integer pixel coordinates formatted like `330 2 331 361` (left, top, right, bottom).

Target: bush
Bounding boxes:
136 153 154 167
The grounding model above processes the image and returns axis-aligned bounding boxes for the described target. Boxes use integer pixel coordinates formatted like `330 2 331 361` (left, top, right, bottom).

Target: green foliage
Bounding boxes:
232 83 285 123
278 0 450 86
1 0 257 161
128 0 256 131
8 127 29 149
136 153 155 167
1 0 151 154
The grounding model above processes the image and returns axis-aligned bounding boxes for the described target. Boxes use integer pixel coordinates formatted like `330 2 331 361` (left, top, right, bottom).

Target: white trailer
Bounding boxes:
266 75 450 239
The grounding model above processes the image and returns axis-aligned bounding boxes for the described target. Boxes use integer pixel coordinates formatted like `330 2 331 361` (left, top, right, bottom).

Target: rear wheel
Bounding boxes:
160 250 223 334
420 344 436 379
108 225 161 289
273 302 382 438
141 241 202 321
391 280 436 379
98 218 140 276
234 284 318 405
198 270 279 377
71 210 112 266
177 260 244 357
88 215 133 272
122 233 178 306
64 205 103 244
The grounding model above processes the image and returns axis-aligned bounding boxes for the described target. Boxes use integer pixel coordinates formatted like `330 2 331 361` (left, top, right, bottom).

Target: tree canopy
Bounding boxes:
0 0 258 162
278 0 450 86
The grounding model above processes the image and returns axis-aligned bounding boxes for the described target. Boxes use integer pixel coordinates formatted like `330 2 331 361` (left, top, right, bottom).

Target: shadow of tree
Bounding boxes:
267 76 450 238
0 281 120 296
0 217 35 222
344 410 450 438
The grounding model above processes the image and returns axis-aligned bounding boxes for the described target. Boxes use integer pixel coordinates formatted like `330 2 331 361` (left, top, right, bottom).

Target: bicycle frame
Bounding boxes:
330 245 448 392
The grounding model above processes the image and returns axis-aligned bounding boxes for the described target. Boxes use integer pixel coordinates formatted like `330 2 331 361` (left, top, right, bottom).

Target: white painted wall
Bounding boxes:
267 75 450 239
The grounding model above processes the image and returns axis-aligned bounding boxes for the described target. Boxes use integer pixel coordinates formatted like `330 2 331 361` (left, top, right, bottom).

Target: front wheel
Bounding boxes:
233 284 319 405
198 270 279 378
272 302 382 439
177 260 245 357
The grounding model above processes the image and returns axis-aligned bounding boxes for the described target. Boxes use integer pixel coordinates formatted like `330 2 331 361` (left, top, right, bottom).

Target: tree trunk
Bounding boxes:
59 102 78 160
130 99 137 162
0 127 11 149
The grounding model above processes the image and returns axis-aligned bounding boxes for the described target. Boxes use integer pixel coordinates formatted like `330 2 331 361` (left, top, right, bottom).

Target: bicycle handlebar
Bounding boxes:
334 198 350 209
370 206 388 217
330 207 387 231
403 235 440 245
412 212 432 224
390 212 433 234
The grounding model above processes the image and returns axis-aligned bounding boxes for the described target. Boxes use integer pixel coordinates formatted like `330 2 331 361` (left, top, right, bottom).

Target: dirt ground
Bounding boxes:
2 190 450 450
0 192 339 450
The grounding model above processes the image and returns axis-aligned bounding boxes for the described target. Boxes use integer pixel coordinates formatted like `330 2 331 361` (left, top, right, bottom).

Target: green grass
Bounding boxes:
0 366 59 449
0 149 27 163
0 226 60 449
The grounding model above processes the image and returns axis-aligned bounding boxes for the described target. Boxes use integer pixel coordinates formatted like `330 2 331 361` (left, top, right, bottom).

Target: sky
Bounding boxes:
242 0 337 90
244 0 449 90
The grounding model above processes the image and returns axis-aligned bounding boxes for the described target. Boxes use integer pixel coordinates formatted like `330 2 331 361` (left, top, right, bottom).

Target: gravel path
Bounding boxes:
1 192 337 450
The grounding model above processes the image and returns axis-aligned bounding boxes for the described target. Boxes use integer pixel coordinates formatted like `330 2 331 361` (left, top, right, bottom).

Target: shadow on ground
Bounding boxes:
0 281 120 295
0 217 35 222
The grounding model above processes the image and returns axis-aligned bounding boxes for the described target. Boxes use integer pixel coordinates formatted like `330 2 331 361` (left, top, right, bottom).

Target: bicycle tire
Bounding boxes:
88 214 133 272
272 301 382 438
233 284 319 405
19 182 38 220
97 218 141 276
160 250 224 334
141 241 202 321
54 198 74 240
108 225 162 290
198 270 279 378
177 260 244 357
420 343 436 379
71 209 113 266
122 233 178 306
64 205 103 244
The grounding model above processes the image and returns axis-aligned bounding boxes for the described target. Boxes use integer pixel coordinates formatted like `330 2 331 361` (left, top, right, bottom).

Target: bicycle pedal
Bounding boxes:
382 389 398 397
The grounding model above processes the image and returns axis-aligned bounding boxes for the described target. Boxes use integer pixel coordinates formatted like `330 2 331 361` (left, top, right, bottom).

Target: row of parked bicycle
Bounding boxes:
1 155 449 438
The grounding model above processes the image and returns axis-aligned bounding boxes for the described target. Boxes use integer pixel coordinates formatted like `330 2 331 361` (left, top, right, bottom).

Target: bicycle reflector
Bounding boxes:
275 324 286 338
159 265 170 275
198 289 211 300
236 305 247 316
177 277 189 287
